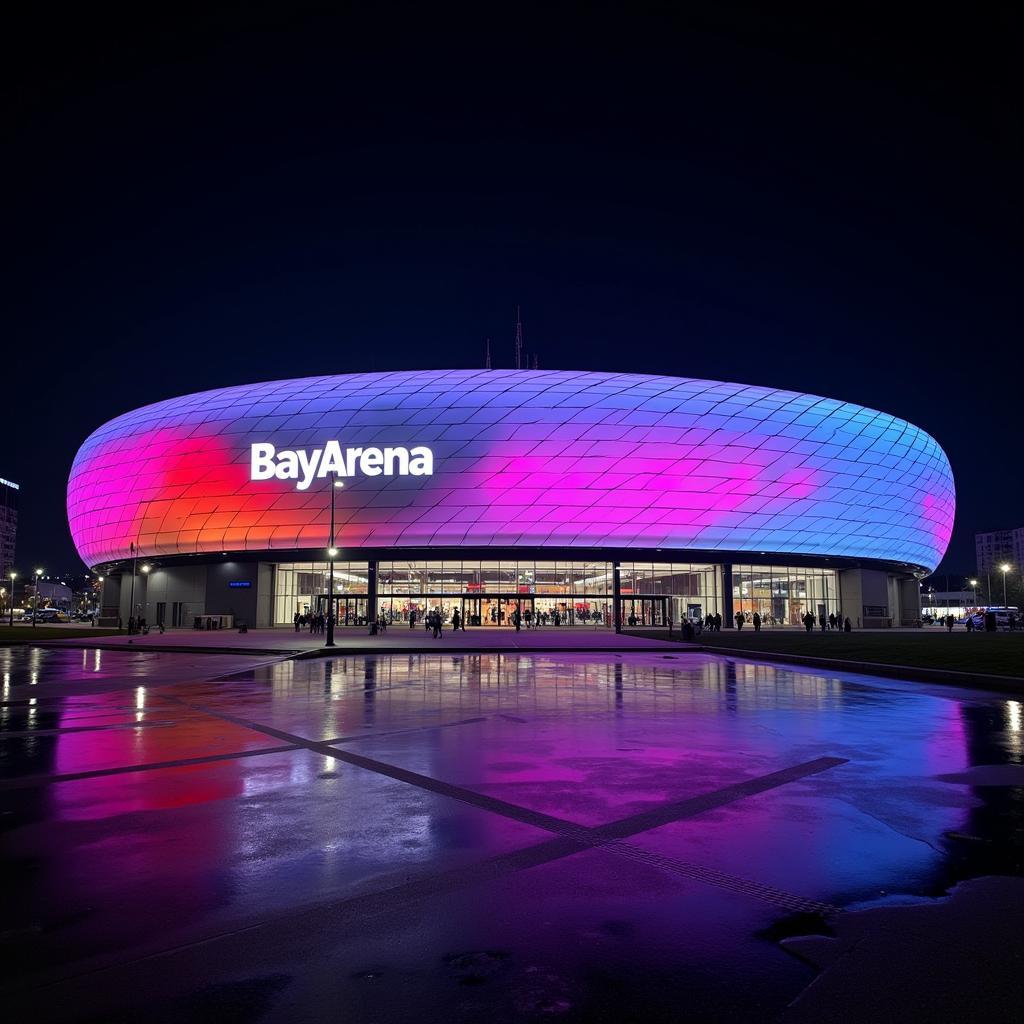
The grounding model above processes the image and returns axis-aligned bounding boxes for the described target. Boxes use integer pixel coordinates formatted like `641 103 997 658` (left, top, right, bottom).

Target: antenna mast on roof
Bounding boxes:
485 337 491 370
514 305 524 370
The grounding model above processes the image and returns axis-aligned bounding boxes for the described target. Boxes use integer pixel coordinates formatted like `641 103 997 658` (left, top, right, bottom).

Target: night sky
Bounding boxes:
4 3 1019 578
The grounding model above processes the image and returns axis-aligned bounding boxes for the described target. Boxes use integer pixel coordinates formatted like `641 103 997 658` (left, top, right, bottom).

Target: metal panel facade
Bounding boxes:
67 370 955 570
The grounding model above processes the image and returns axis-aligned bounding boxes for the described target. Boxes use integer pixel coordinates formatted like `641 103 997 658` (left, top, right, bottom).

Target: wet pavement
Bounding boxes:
1 646 1021 1022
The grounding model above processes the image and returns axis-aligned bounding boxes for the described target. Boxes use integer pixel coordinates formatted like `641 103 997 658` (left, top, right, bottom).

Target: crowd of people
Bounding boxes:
288 604 873 638
294 611 328 634
125 615 164 635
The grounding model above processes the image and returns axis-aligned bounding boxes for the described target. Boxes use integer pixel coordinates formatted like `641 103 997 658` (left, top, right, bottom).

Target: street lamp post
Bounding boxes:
127 541 139 633
325 479 343 647
32 568 43 626
1000 563 1011 610
969 578 978 611
139 564 151 629
7 572 14 627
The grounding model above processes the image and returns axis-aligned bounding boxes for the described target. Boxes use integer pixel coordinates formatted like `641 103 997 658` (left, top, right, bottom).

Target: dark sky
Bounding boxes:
4 2 1019 577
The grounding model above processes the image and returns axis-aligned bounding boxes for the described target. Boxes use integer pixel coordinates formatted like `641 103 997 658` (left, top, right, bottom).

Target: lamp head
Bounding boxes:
34 568 43 576
327 547 339 558
334 480 344 488
1000 563 1011 573
141 564 151 574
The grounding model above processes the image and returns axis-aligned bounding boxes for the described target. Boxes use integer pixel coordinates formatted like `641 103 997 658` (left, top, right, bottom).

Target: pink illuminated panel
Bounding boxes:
67 370 955 570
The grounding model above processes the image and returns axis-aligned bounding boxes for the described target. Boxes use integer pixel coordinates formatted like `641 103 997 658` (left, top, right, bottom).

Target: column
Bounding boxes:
612 561 622 633
367 560 378 625
722 563 734 627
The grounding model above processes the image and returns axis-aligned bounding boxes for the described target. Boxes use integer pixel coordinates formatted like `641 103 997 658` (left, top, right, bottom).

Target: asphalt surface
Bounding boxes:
1 646 1021 1022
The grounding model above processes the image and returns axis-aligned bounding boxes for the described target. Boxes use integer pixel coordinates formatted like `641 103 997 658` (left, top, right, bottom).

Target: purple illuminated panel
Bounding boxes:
67 370 955 570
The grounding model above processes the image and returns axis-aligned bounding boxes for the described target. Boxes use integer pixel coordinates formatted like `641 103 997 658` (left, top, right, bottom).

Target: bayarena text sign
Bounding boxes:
250 442 434 490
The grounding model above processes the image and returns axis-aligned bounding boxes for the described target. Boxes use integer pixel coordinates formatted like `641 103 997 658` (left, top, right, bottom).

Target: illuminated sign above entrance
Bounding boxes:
250 442 434 490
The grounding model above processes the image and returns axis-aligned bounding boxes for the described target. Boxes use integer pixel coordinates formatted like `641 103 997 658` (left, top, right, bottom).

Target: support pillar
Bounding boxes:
722 563 734 627
612 561 622 633
367 560 378 625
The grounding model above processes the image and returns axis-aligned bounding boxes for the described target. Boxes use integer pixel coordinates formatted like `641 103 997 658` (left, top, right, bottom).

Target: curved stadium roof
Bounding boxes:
68 370 955 572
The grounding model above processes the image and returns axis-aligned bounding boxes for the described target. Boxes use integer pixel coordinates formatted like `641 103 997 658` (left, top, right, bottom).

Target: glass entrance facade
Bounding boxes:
271 559 838 628
731 565 840 626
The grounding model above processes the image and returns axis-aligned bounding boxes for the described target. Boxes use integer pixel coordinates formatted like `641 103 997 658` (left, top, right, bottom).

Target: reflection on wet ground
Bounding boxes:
0 646 1021 1022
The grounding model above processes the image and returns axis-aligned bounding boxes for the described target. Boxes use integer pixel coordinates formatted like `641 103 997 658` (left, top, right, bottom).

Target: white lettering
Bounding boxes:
383 447 408 475
409 446 433 476
249 442 434 489
360 448 384 476
295 448 322 491
319 440 347 477
251 442 276 481
275 450 299 481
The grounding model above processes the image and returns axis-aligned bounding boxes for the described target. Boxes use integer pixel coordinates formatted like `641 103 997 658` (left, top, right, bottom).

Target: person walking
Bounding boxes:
803 611 814 632
843 616 852 632
946 613 955 633
829 612 837 630
819 612 827 633
735 611 744 630
452 608 461 632
713 612 722 632
293 611 301 633
752 611 761 632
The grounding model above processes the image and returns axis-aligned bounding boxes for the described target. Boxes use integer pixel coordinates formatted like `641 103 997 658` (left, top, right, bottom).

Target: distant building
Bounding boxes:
35 579 73 611
920 589 978 620
975 528 1024 573
0 476 17 579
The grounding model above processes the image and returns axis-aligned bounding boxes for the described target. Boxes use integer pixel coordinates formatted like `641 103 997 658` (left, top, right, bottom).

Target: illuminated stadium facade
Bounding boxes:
70 370 955 630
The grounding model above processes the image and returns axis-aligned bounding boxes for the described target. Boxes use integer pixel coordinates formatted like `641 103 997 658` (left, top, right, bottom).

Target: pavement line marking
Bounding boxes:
322 715 488 745
0 727 847 997
172 697 848 845
0 743 301 791
587 757 848 841
163 695 848 913
164 696 592 836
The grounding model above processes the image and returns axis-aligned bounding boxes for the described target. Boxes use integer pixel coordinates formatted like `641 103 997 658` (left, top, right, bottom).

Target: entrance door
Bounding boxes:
462 597 482 627
619 596 668 628
315 595 368 626
476 596 532 626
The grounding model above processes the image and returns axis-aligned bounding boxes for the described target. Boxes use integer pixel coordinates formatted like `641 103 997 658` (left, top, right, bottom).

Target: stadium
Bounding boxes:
68 370 955 630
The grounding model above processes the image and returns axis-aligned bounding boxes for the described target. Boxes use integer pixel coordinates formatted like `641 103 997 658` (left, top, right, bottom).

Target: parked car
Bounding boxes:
31 608 71 623
969 607 1019 631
